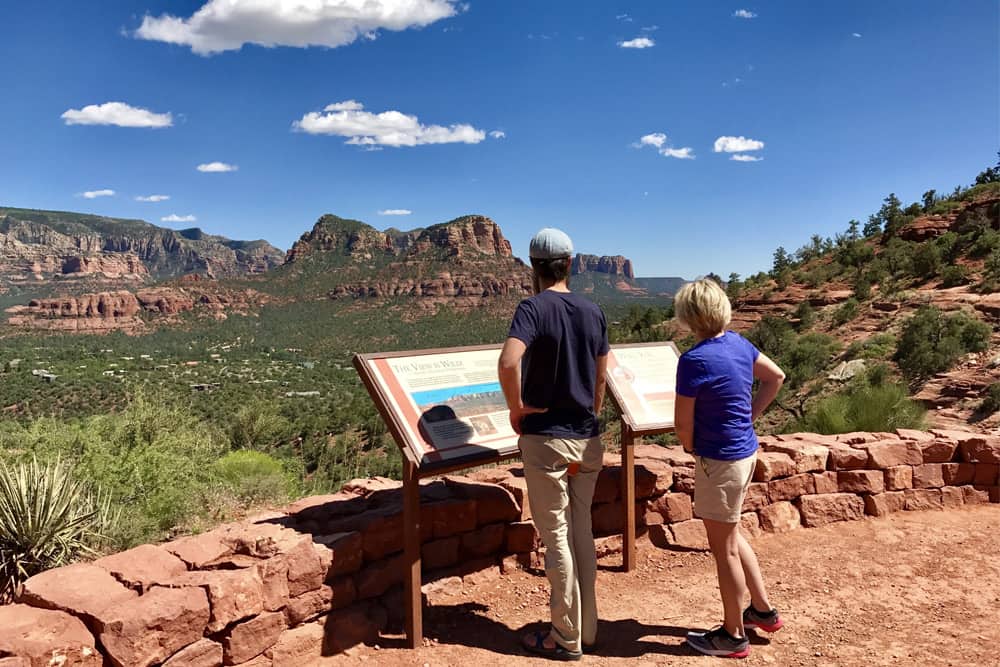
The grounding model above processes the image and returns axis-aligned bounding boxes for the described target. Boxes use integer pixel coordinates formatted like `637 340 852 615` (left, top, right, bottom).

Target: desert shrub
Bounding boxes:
894 306 992 379
782 333 841 388
0 458 114 602
845 333 897 361
745 316 794 360
212 450 295 505
881 238 915 277
935 232 962 263
853 273 872 301
969 229 1000 258
832 298 860 325
980 383 1000 414
940 264 969 287
911 243 942 279
792 375 925 435
229 400 293 451
793 301 815 331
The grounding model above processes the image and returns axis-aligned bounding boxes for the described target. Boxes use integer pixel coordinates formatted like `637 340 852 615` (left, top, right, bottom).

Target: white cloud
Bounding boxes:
378 209 412 216
197 161 238 172
641 25 659 32
61 102 172 128
134 0 461 55
161 214 197 222
619 37 654 49
80 189 115 199
637 133 667 149
730 154 763 162
661 147 695 159
489 130 506 139
293 100 485 147
135 194 170 202
713 135 765 152
616 14 633 22
733 9 757 19
633 133 694 159
852 32 862 38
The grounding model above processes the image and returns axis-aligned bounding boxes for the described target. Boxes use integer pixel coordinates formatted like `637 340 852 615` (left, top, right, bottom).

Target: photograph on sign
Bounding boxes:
364 347 520 465
606 342 681 430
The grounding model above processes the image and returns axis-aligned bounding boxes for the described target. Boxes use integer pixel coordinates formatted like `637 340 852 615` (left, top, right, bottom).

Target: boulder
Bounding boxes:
912 464 945 489
963 486 991 504
958 435 1000 464
162 639 223 667
0 605 101 667
752 452 796 481
504 522 539 553
758 501 801 533
98 587 210 667
837 470 885 494
636 458 674 495
498 476 531 521
941 463 975 486
444 476 521 524
864 492 906 517
940 487 965 509
798 493 865 527
919 440 958 463
284 585 333 626
421 537 460 570
974 463 999 486
762 441 828 474
355 554 404 599
813 471 838 494
741 483 770 512
17 563 137 629
856 440 922 468
165 532 232 569
903 489 944 512
431 499 477 539
669 520 710 551
94 545 188 593
768 473 815 502
883 465 913 491
312 531 363 579
267 622 325 667
256 557 290 612
826 444 869 471
740 512 762 538
223 611 287 665
321 604 385 654
161 569 264 633
649 492 693 523
461 523 506 558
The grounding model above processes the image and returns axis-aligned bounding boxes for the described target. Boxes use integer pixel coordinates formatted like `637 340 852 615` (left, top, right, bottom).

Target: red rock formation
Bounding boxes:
572 254 635 279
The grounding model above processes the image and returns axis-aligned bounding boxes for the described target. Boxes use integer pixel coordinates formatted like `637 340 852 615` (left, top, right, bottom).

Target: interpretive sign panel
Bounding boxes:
605 341 681 431
354 345 519 472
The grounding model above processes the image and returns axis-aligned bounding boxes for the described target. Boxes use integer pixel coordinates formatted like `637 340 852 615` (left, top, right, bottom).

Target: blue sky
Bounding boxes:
0 1 996 279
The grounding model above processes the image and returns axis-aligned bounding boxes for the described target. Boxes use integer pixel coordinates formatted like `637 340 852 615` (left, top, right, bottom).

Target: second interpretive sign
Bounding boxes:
605 341 681 431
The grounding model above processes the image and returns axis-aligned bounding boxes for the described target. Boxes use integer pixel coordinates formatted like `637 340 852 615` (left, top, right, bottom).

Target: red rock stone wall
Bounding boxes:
5 430 998 666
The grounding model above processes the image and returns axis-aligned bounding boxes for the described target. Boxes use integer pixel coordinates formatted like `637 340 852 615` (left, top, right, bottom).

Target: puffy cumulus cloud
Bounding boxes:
162 214 197 222
134 0 461 55
80 189 115 199
713 135 764 153
733 9 757 19
136 194 170 202
62 102 172 128
633 133 694 159
730 154 762 162
618 37 654 49
489 130 506 139
378 209 412 215
293 100 485 147
197 161 238 172
852 32 862 38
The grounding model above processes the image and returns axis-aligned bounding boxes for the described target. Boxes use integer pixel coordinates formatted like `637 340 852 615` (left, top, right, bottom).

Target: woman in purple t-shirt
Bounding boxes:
673 278 787 660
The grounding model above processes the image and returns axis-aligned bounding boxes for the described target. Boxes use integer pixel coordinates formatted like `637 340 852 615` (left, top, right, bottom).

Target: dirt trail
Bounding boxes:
324 506 1000 667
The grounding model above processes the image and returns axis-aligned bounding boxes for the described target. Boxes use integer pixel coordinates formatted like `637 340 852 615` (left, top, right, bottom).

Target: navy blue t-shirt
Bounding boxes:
507 290 609 438
675 331 760 460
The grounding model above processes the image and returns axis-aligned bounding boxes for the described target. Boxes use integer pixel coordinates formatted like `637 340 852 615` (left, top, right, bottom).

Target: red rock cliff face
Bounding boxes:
410 216 513 258
572 254 635 280
4 285 267 334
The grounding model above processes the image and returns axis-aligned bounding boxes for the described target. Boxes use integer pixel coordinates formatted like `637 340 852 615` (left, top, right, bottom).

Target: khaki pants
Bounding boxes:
518 433 604 653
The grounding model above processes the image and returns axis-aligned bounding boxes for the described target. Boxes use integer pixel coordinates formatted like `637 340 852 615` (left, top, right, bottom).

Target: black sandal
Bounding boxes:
522 631 583 661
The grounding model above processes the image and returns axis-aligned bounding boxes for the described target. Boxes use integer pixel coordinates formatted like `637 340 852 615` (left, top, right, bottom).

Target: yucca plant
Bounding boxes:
0 458 110 602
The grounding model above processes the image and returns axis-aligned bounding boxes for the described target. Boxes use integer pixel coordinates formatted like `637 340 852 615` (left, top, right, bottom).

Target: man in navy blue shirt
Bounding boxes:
498 227 608 661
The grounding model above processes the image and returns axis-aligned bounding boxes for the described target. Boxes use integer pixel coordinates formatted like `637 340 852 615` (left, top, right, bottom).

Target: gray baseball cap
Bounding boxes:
529 227 574 259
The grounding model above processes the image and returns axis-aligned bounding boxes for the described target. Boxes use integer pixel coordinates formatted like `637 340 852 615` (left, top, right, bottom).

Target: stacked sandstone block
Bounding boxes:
3 429 998 666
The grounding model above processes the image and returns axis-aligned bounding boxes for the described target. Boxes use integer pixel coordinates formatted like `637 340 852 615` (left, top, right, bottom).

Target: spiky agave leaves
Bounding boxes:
0 458 111 602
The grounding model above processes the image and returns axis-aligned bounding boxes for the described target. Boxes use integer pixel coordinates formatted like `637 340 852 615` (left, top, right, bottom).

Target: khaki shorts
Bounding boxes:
693 453 757 523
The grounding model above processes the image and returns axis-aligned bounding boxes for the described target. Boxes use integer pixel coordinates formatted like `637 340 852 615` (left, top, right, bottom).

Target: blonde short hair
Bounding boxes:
674 278 732 338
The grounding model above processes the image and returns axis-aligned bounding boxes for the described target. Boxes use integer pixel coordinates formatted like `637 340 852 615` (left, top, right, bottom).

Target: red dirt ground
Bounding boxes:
323 506 1000 666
